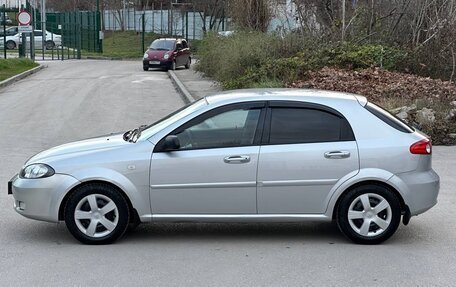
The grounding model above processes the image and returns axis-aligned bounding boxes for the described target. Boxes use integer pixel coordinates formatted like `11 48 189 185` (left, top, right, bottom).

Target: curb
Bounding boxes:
81 56 141 61
168 70 196 104
0 64 46 89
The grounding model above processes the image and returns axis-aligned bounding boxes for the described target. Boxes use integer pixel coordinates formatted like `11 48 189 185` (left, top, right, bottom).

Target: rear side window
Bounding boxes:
269 108 354 144
365 103 414 133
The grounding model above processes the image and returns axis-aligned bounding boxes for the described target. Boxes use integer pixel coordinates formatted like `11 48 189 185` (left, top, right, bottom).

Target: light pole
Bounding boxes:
96 0 102 52
41 0 45 60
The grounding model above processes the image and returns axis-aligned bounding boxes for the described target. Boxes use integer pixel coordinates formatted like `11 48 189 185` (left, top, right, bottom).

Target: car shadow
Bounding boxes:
124 222 347 244
10 221 424 246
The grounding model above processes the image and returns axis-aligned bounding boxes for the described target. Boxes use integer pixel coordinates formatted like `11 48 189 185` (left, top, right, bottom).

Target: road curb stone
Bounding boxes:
0 64 46 89
168 70 196 104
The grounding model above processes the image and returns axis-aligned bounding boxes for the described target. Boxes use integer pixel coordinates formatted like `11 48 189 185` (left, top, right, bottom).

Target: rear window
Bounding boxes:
269 107 355 144
365 103 414 133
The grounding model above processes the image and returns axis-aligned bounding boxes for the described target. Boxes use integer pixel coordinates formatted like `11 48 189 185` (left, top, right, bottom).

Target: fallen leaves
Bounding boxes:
287 67 456 104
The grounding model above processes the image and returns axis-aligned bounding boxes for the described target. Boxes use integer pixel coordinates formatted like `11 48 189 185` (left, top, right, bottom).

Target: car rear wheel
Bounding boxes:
336 184 401 244
185 57 191 69
64 183 130 245
45 40 55 50
6 40 15 50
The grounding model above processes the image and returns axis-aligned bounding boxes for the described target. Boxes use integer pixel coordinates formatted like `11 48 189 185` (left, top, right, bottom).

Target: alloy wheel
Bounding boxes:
347 193 392 237
74 194 119 238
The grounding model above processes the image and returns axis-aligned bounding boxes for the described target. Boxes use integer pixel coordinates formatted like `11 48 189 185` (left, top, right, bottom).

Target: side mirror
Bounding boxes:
162 135 180 151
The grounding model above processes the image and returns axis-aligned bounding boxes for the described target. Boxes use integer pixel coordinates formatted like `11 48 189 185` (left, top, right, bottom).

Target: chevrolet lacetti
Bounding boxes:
8 89 439 245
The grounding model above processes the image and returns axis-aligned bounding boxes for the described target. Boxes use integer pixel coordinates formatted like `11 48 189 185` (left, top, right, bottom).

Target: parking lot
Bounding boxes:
0 60 455 286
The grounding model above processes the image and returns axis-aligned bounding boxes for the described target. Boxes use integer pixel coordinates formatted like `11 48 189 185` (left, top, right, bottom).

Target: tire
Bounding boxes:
64 183 130 245
45 40 55 50
143 66 149 71
185 57 191 69
170 61 176 71
336 184 401 244
6 40 16 50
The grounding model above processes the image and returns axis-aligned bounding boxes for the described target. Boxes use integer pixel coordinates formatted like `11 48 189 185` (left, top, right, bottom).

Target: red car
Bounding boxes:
143 38 191 71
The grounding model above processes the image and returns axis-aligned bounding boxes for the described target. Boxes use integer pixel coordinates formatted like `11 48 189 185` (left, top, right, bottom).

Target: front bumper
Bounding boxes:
10 174 80 223
143 59 172 69
388 169 440 216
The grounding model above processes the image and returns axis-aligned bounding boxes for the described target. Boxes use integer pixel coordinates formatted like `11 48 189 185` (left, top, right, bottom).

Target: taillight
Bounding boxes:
410 139 432 155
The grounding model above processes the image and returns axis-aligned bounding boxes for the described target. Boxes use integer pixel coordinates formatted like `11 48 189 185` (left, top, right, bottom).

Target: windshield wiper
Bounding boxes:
123 124 148 143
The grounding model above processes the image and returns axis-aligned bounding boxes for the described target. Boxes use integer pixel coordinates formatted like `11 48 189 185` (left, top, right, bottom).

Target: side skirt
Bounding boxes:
140 214 331 223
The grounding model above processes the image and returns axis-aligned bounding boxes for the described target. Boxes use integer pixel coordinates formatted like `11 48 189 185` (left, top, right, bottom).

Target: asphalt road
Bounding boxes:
0 60 455 286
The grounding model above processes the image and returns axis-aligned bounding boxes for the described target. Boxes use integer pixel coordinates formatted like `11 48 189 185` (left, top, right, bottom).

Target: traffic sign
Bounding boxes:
17 11 32 26
18 25 33 33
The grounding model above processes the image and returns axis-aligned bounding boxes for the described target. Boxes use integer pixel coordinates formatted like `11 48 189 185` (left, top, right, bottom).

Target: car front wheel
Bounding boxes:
6 40 16 49
64 183 130 245
336 184 401 244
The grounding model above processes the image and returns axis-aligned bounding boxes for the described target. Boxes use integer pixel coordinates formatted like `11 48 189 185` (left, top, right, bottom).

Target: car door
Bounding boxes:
34 31 43 48
257 101 359 214
175 42 184 66
181 40 190 64
150 102 266 214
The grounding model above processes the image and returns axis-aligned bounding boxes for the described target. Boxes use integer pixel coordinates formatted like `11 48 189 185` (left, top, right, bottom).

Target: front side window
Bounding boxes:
269 107 353 144
173 108 261 150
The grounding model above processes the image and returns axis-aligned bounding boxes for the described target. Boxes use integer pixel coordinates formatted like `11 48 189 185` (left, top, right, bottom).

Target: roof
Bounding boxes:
154 38 186 42
205 88 367 106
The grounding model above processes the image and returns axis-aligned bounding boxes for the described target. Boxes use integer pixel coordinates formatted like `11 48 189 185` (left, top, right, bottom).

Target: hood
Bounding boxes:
27 133 130 164
146 49 170 60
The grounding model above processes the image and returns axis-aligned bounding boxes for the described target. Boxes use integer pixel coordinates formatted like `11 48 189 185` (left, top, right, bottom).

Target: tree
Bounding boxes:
228 0 271 32
191 0 226 33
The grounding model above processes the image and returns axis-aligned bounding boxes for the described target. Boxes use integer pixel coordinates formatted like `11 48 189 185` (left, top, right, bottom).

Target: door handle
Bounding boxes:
224 155 250 164
324 151 351 159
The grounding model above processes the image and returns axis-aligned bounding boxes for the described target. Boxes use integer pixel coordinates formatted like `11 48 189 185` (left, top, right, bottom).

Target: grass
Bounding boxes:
82 31 162 58
0 58 38 81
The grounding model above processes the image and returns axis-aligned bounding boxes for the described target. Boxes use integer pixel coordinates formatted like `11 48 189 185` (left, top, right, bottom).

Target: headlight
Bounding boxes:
20 164 55 179
143 52 148 59
163 53 169 60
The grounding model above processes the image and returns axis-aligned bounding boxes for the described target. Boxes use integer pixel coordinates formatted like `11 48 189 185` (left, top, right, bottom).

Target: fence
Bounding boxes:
34 10 102 54
103 8 229 40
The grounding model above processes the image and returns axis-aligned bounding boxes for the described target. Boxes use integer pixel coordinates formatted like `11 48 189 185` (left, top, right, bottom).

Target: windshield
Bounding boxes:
149 39 175 51
138 98 207 140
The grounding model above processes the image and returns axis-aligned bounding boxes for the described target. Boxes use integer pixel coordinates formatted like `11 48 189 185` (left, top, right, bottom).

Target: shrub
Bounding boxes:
196 32 413 89
196 31 281 88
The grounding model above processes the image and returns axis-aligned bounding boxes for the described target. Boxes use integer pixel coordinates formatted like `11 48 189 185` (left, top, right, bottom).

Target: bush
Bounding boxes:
196 31 284 88
196 32 411 89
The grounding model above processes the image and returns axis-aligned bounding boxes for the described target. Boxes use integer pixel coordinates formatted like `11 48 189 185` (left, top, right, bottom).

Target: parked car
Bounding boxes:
143 38 191 71
0 26 18 37
0 15 13 26
0 30 61 50
8 89 439 245
218 30 235 37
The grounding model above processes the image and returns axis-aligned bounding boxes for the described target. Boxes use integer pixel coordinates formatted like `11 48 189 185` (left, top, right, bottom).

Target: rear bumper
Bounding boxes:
388 169 440 216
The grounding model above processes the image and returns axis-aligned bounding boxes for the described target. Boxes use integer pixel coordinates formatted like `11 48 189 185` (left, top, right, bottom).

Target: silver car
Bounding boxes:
8 89 439 244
